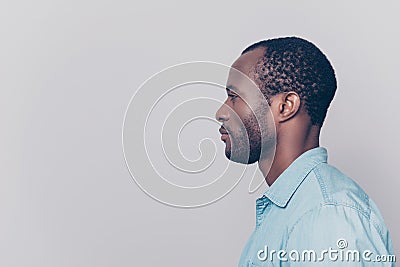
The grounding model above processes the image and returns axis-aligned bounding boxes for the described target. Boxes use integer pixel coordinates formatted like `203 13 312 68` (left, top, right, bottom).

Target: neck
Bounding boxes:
258 124 321 186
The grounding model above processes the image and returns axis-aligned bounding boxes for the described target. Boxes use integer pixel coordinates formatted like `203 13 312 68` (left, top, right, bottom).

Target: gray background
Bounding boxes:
1 1 399 266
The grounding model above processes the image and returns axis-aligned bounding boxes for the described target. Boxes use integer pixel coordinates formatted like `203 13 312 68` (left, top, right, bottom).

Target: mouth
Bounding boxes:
219 127 229 142
219 127 228 135
220 134 228 142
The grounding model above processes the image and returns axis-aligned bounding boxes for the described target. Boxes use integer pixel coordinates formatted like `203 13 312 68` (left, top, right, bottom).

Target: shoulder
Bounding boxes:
312 163 387 233
287 163 392 253
284 203 393 260
312 163 370 212
289 162 372 221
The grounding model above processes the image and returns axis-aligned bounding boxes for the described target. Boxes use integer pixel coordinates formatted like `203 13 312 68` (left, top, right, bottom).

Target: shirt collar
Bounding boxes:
263 147 328 208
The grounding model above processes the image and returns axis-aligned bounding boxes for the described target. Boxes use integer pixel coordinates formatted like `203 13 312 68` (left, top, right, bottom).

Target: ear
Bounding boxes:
273 92 301 123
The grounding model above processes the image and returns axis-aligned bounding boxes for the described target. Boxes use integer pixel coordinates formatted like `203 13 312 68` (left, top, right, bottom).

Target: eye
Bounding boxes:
228 94 238 103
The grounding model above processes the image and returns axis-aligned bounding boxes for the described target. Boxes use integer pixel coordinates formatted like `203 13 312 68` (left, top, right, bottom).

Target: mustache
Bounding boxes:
219 125 230 135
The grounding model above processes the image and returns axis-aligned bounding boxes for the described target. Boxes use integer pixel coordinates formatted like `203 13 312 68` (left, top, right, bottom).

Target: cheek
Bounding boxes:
229 106 249 130
232 99 252 120
236 103 256 124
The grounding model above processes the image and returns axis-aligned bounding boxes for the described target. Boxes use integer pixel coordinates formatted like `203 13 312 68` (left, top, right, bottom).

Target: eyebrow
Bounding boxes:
226 85 240 93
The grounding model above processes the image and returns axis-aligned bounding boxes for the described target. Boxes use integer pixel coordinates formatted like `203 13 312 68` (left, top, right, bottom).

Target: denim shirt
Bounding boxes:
238 147 394 266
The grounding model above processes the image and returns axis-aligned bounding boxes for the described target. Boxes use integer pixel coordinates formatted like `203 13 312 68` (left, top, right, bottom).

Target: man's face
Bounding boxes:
215 48 274 164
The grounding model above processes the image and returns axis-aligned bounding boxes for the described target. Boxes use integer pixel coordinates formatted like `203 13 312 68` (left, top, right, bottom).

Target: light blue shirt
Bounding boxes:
238 147 394 266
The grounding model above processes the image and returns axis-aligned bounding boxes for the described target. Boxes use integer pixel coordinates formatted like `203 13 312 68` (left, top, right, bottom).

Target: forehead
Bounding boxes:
227 47 265 93
226 47 268 107
231 47 265 77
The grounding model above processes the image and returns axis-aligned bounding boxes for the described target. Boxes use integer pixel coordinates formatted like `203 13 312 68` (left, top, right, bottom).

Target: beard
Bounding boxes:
224 107 274 164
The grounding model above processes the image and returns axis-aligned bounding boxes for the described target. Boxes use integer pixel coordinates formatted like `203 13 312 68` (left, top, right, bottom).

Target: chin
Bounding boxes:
225 149 260 164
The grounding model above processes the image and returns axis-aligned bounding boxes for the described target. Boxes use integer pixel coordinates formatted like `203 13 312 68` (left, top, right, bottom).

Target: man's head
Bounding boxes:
215 36 337 164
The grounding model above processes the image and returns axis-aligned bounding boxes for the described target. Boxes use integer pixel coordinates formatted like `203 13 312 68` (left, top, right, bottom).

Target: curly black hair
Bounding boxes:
242 37 337 126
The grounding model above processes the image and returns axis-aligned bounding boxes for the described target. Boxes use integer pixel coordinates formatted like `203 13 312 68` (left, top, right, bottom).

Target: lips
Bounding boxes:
219 127 228 135
219 127 229 142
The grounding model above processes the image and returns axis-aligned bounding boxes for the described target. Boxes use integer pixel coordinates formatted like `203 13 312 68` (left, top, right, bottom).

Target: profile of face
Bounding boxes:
215 48 275 164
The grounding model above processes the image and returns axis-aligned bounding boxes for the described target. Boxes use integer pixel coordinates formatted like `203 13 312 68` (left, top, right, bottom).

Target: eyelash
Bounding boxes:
228 94 238 102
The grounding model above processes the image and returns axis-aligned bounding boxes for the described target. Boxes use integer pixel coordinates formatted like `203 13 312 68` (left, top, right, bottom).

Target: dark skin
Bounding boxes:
215 47 321 186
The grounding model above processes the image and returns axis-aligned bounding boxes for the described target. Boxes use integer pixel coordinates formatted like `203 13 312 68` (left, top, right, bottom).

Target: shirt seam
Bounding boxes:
312 165 385 239
284 203 387 251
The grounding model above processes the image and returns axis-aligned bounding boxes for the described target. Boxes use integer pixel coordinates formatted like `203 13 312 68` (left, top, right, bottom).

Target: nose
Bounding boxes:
215 102 230 122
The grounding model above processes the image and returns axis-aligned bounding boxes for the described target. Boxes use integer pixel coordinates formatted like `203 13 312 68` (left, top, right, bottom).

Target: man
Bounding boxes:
215 37 394 266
